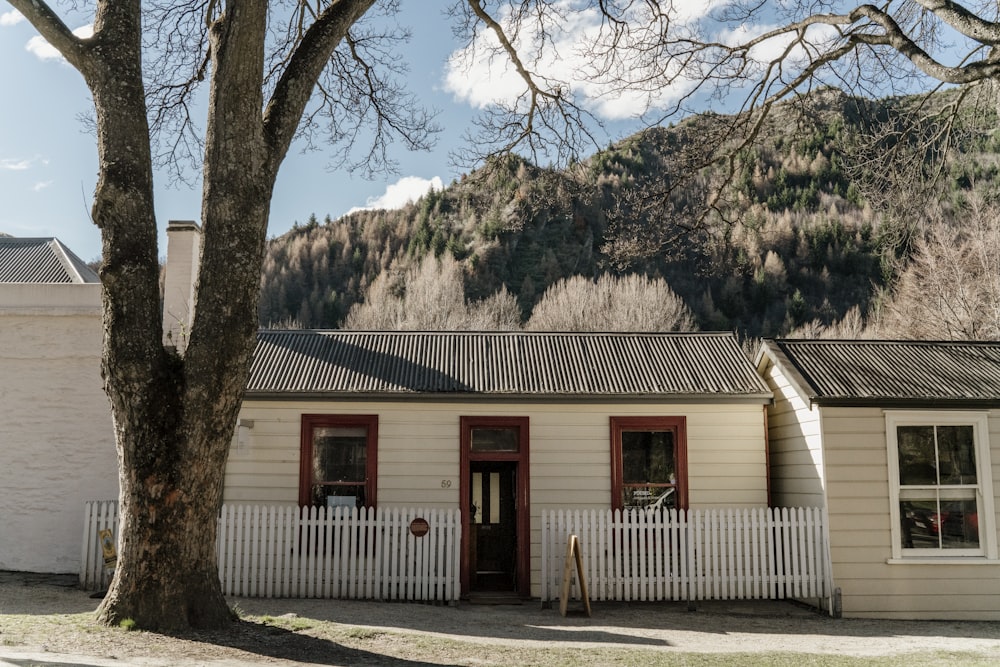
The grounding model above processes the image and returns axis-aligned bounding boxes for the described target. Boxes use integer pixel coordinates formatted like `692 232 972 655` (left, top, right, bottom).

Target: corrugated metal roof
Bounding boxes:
247 331 771 400
762 339 1000 406
0 237 99 283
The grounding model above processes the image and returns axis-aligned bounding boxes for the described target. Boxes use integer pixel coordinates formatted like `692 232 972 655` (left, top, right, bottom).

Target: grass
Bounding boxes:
258 614 314 632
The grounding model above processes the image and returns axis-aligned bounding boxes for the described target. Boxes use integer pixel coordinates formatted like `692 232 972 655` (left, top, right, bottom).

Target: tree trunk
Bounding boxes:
93 1 272 631
12 0 375 631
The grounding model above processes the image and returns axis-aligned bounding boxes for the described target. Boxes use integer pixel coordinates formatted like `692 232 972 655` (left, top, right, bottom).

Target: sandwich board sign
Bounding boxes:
98 528 117 570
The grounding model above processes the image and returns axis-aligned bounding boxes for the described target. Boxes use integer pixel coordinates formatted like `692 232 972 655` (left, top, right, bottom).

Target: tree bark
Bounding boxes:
89 0 373 630
74 1 231 632
9 0 409 632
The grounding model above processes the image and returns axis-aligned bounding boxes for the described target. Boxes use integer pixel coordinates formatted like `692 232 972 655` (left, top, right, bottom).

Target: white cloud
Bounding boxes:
718 21 840 77
33 181 53 192
0 158 33 171
0 9 24 26
443 0 728 121
26 24 93 62
346 176 444 215
0 156 48 171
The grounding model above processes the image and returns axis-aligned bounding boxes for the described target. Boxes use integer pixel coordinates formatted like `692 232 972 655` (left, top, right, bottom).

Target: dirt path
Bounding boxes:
2 573 1000 666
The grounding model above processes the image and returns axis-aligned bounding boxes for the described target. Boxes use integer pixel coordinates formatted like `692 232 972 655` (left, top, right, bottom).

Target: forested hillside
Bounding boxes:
258 87 999 338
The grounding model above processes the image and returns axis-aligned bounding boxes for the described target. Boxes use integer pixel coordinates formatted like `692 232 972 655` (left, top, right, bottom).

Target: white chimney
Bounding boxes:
162 220 202 352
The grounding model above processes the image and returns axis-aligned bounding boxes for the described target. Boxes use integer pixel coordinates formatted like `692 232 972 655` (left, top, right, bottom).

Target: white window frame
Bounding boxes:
886 411 997 561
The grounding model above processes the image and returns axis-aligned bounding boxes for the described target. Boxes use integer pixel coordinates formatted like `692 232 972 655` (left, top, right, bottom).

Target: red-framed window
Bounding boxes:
611 416 688 511
299 414 378 509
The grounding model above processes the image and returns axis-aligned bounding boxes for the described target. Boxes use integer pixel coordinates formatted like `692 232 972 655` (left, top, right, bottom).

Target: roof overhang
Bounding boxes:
755 339 819 407
811 398 1000 410
243 391 774 404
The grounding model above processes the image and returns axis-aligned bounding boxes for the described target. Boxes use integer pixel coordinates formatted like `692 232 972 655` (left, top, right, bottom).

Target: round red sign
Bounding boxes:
409 517 430 537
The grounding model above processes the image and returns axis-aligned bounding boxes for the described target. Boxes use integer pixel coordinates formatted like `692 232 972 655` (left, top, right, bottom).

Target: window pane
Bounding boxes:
623 485 676 510
313 426 367 483
471 472 483 525
622 431 675 484
900 500 940 549
312 484 364 509
900 499 981 550
897 426 937 485
937 426 976 485
940 499 980 549
471 427 519 452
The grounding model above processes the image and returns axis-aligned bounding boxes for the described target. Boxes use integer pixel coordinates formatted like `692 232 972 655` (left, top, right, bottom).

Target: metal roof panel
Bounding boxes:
247 331 771 399
765 339 1000 405
0 238 99 283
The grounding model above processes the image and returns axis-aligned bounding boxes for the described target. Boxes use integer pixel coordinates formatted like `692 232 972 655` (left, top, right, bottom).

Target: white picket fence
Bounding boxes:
82 502 461 602
541 507 831 607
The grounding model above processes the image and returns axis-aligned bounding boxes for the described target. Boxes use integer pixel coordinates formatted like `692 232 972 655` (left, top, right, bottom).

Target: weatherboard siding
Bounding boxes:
761 359 826 508
821 406 1000 620
226 399 768 598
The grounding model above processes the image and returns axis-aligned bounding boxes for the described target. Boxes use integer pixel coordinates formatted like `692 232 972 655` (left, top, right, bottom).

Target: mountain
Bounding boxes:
258 87 997 337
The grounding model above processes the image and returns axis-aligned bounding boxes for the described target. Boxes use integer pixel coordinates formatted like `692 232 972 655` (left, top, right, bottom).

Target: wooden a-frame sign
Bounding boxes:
559 534 592 617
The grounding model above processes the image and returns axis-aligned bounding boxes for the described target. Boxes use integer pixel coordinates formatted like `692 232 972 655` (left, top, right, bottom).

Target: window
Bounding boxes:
299 415 378 509
886 411 996 559
611 417 688 511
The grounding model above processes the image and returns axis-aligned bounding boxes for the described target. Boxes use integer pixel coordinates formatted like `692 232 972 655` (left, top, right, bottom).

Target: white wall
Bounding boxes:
760 359 826 507
227 398 769 597
0 284 118 573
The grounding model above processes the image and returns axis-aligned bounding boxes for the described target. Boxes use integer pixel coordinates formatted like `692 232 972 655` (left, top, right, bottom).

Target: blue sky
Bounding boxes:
2 4 489 261
0 2 857 262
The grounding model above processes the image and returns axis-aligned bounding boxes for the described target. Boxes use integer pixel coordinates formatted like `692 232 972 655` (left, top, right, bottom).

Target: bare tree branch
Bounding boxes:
262 0 378 177
7 0 88 70
912 0 1000 46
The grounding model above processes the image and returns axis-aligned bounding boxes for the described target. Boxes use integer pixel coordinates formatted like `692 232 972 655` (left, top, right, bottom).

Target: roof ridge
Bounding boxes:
260 329 734 337
773 338 1000 346
47 238 100 284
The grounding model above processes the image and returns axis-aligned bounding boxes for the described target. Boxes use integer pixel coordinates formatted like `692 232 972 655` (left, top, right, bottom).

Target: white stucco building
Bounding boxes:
0 237 117 573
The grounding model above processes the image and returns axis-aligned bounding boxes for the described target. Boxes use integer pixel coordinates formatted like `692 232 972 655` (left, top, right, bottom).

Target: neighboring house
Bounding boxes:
229 329 773 599
0 221 198 575
0 237 117 573
757 339 1000 620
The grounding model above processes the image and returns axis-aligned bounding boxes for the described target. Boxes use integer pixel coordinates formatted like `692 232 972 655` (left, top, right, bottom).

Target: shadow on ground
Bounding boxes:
160 619 461 666
0 572 95 615
232 595 1000 648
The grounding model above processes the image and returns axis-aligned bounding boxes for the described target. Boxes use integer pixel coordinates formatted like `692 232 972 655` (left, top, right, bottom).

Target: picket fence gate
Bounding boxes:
541 507 831 608
82 502 461 602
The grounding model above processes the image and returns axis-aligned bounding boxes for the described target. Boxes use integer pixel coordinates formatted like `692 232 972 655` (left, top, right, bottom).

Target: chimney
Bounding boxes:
162 220 202 352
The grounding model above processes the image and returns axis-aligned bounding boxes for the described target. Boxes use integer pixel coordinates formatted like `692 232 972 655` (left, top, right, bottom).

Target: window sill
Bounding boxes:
887 557 999 565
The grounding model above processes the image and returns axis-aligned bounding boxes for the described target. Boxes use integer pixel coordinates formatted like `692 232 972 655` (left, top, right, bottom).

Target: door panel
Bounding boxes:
470 462 517 591
460 416 529 597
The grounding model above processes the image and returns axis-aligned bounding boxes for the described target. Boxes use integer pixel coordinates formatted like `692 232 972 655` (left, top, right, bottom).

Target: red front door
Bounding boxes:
460 417 530 597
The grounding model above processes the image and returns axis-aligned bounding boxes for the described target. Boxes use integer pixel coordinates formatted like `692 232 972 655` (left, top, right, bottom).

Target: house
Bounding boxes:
7 225 781 605
757 339 1000 620
0 237 117 573
0 220 197 575
228 329 773 599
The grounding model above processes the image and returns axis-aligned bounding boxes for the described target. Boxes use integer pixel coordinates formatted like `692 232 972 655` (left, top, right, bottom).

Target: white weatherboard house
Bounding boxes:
757 339 1000 620
15 225 827 610
0 237 117 573
228 329 775 600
